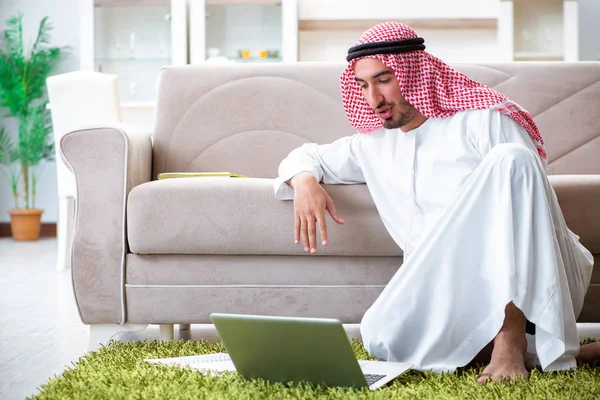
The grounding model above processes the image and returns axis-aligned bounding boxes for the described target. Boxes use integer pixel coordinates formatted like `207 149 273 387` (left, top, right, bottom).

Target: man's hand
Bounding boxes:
288 172 345 253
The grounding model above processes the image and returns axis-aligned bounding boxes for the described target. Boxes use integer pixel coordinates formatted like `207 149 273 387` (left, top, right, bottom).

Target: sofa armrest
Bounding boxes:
60 123 152 324
548 174 600 254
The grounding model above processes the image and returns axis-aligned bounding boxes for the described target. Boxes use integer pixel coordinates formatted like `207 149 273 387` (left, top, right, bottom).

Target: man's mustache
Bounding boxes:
375 101 394 112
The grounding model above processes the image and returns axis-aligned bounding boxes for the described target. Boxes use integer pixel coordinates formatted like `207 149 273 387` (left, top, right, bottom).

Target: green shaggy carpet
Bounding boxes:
31 339 600 400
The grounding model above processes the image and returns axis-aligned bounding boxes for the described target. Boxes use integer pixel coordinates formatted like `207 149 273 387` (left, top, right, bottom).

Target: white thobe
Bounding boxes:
274 109 594 373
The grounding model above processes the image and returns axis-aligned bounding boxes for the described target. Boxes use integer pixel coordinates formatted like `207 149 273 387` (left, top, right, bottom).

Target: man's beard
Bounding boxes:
382 106 414 129
375 100 415 129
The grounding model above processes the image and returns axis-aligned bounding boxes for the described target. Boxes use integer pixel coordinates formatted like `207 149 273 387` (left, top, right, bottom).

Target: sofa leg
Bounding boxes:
179 324 190 331
89 323 148 351
160 324 174 341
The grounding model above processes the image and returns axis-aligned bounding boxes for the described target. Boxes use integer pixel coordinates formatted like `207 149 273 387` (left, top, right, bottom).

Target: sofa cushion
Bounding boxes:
127 175 600 256
126 177 403 256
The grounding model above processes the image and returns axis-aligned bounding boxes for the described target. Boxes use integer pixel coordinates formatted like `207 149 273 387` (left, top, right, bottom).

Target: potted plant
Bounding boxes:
0 13 66 240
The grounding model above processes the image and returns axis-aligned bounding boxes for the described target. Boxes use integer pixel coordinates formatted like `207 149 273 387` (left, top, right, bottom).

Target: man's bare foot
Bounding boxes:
477 302 529 384
576 341 600 365
476 337 529 384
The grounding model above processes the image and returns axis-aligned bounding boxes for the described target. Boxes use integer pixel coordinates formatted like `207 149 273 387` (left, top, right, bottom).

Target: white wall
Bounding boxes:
579 0 600 60
0 0 80 223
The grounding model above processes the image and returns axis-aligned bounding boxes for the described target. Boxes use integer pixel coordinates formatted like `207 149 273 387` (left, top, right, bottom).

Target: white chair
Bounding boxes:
46 71 122 272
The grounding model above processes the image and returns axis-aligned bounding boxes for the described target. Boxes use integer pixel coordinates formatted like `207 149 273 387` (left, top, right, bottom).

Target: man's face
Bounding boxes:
353 58 416 130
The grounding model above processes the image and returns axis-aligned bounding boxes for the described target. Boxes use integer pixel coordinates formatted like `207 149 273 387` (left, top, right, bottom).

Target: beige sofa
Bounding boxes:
60 62 600 348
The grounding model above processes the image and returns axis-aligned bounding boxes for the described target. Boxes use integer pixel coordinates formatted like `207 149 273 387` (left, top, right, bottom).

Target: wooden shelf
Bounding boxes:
230 57 283 62
513 51 563 60
298 18 497 31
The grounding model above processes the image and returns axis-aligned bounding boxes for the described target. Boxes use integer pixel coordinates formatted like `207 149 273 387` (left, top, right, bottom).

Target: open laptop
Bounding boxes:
210 313 413 390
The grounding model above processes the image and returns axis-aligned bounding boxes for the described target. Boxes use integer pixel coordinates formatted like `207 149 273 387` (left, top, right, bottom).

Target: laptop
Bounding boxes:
210 313 413 390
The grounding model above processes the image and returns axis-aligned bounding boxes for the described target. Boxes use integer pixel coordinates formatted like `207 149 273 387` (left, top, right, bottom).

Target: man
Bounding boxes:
273 22 597 383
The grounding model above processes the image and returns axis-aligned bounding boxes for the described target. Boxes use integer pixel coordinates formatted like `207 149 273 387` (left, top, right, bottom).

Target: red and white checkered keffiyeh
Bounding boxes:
340 22 547 163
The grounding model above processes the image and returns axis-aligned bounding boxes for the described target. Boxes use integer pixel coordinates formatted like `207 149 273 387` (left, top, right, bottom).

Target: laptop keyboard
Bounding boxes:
364 373 386 386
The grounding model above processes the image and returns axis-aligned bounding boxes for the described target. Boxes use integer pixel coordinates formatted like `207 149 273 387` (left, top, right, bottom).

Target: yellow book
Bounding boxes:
158 172 247 180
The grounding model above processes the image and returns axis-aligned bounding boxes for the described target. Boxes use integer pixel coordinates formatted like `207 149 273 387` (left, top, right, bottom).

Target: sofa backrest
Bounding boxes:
152 62 600 179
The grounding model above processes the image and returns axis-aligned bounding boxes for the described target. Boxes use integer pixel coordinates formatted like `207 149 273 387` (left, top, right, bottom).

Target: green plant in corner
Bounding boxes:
0 13 66 210
0 126 20 208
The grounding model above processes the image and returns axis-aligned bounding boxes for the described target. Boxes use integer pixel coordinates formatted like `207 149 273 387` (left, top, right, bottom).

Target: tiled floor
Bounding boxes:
0 238 89 399
1 237 598 399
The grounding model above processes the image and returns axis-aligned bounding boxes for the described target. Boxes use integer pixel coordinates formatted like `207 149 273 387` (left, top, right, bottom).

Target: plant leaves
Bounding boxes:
0 13 65 207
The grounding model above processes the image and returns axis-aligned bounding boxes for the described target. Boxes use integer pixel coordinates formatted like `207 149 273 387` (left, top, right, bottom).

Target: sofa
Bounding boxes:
59 62 600 349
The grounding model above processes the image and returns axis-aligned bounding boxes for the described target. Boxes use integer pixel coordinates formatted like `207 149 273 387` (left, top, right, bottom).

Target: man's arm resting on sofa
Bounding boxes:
60 123 152 325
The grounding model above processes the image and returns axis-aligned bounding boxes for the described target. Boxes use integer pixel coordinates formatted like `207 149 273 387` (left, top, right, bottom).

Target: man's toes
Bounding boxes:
477 369 528 385
498 375 514 385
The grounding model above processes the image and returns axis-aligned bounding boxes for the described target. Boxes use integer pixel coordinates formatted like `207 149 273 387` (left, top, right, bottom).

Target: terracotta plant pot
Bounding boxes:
8 209 44 241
